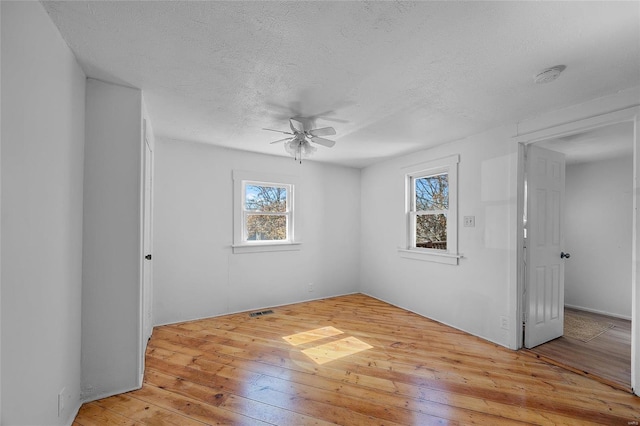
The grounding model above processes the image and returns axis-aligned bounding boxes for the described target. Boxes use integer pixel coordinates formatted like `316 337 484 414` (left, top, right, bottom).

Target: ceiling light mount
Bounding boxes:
534 65 567 84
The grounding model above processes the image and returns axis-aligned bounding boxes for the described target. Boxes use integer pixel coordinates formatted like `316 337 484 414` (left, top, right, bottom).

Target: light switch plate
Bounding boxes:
463 216 475 227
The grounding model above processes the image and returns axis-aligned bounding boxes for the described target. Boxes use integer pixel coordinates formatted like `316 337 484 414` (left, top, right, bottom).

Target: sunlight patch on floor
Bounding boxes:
301 336 373 365
282 326 344 346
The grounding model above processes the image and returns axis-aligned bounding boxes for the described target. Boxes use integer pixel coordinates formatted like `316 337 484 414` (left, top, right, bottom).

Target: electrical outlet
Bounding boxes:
308 283 314 292
463 216 475 227
58 388 66 417
500 316 509 330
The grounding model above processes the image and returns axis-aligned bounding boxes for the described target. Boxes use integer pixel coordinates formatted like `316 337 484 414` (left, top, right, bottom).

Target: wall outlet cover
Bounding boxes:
58 388 66 417
500 316 509 330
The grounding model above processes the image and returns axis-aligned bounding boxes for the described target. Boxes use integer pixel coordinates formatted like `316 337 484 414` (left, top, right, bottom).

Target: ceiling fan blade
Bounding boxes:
308 127 336 137
289 118 304 133
263 128 293 135
309 136 336 148
270 137 293 144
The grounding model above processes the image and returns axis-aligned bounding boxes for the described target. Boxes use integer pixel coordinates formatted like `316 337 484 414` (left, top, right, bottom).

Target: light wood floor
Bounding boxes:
73 294 640 425
527 307 632 392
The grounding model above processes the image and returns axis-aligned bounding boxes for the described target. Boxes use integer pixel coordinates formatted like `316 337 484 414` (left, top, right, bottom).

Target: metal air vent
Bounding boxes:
249 309 274 317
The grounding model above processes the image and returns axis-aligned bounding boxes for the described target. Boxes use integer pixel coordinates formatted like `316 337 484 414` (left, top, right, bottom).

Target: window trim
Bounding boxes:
399 154 461 265
233 170 300 254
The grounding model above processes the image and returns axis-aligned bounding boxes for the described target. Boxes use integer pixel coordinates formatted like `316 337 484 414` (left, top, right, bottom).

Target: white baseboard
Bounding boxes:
360 292 513 350
565 303 631 321
153 291 360 328
81 384 141 404
64 401 82 426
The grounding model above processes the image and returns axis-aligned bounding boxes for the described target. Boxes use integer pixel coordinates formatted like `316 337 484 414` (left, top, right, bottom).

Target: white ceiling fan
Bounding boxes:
264 118 336 163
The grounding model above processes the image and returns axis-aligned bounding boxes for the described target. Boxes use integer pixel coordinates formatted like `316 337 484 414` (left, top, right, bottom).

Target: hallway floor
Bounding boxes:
527 307 631 391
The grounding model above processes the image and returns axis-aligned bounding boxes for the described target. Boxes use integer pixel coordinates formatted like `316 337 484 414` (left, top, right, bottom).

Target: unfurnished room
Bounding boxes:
2 1 640 425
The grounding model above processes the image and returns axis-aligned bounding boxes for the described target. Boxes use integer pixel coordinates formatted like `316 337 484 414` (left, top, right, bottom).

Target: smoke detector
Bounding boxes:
534 65 566 84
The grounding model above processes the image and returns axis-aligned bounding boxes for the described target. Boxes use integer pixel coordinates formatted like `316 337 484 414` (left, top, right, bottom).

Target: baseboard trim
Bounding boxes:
360 292 513 350
153 291 360 328
81 384 141 404
564 304 631 321
64 401 82 426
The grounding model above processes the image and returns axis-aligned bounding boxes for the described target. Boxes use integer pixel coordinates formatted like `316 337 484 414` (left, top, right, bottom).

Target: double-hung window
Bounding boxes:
243 182 291 241
411 172 449 250
233 171 299 253
400 154 460 265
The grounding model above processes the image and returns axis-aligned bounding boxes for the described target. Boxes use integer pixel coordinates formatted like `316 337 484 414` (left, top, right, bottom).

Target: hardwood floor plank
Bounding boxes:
75 294 640 425
148 337 594 425
73 404 137 426
144 369 337 426
131 384 272 425
528 308 631 390
94 393 207 426
151 302 640 422
152 323 632 419
145 353 411 425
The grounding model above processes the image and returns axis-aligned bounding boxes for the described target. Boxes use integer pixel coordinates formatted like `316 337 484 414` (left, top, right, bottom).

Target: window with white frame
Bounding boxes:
233 171 299 253
244 182 291 241
400 154 460 265
412 172 449 250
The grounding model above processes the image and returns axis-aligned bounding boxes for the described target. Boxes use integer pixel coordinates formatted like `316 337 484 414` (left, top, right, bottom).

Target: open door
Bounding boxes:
524 145 567 348
142 127 154 343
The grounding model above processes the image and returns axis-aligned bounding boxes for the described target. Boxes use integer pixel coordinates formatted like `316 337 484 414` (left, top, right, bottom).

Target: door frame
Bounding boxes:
514 106 640 395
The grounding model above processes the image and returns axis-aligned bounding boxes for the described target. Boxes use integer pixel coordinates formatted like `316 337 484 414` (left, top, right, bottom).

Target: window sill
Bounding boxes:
397 248 462 265
232 242 301 254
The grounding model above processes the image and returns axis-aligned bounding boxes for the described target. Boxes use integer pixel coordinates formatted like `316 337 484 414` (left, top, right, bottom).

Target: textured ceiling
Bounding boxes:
42 1 640 168
538 121 634 165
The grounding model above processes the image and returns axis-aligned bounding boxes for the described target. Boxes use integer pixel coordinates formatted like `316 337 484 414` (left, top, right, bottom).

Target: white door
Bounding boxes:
142 133 154 342
524 145 567 348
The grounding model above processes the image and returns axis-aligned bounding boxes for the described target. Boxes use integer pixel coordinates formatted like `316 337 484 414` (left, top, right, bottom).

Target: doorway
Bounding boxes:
525 122 633 390
514 107 640 396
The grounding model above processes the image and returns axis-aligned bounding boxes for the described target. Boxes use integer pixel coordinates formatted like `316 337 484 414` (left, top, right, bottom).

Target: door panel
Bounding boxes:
525 145 566 348
142 135 153 342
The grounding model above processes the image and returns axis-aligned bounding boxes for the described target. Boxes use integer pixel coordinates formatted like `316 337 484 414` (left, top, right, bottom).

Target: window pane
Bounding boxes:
246 214 287 241
416 214 447 250
415 174 448 211
245 185 287 212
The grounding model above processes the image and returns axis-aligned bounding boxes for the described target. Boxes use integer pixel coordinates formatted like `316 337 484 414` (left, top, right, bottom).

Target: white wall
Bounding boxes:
565 156 633 319
1 2 85 424
82 79 143 401
360 126 519 348
153 139 361 325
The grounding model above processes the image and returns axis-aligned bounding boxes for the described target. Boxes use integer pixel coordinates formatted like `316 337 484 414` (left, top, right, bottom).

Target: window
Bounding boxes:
400 154 460 265
233 171 299 253
412 172 449 250
244 183 290 242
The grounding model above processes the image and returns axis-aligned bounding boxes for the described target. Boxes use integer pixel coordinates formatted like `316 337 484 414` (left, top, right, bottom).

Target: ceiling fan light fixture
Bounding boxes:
265 117 336 163
284 139 316 162
534 65 567 84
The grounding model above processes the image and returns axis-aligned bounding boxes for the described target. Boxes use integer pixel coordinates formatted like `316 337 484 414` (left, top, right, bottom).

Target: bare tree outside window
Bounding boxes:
414 173 448 250
245 184 288 241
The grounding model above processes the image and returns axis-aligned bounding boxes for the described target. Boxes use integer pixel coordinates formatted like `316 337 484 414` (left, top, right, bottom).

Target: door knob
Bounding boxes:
145 254 152 260
560 252 570 259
